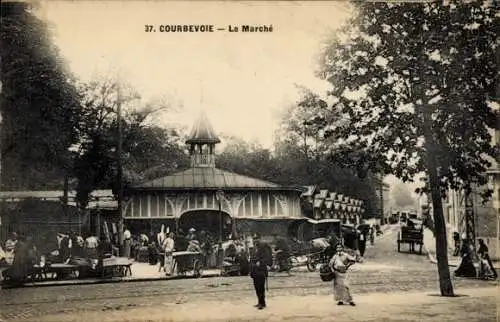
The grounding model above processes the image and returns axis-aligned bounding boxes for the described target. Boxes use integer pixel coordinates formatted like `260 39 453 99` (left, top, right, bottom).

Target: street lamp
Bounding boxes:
215 189 224 272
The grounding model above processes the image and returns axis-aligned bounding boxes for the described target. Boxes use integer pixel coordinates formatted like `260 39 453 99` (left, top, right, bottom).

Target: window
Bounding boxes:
124 200 133 217
141 196 149 217
196 194 204 208
252 193 259 216
206 193 215 209
269 195 276 216
262 193 269 217
132 197 141 217
238 196 248 217
188 194 196 209
180 197 189 213
166 200 174 216
150 195 159 217
159 196 166 217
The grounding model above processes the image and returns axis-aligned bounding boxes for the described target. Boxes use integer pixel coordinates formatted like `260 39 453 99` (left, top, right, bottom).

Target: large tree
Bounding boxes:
275 87 381 216
315 1 498 296
73 78 188 210
1 2 81 190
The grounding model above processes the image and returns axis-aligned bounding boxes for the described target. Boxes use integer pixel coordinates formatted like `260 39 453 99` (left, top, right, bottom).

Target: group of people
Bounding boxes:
249 234 359 310
0 233 39 284
453 233 497 280
123 225 225 276
0 230 121 285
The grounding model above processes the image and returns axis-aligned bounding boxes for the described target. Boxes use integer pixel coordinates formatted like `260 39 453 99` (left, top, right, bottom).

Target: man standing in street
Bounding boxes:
163 232 175 276
357 230 366 258
250 234 273 310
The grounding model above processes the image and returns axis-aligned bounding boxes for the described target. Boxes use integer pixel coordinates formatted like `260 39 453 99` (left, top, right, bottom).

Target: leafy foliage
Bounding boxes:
1 2 81 189
274 87 381 216
72 78 189 209
317 1 498 198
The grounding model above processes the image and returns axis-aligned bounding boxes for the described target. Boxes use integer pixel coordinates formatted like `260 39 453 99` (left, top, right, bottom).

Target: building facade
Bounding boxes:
122 113 303 238
442 117 500 260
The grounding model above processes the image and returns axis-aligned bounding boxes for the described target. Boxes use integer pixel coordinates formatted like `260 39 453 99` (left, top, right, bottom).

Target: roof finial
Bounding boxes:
186 111 221 145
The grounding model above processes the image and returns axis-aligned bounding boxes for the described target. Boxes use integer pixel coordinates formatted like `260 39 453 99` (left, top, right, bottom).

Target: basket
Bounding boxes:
319 264 334 282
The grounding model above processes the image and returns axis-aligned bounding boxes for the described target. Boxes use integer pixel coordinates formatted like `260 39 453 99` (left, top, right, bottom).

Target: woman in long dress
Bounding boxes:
329 244 357 306
454 238 476 278
8 236 37 285
478 239 497 280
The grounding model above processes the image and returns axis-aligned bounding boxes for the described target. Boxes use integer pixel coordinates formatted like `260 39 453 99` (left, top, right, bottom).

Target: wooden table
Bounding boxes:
46 263 79 280
101 257 133 277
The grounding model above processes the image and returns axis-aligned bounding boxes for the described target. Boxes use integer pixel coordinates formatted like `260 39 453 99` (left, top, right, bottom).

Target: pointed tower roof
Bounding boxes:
186 112 221 145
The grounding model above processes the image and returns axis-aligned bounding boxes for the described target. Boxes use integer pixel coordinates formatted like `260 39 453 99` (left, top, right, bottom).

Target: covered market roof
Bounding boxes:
185 112 221 145
128 167 300 191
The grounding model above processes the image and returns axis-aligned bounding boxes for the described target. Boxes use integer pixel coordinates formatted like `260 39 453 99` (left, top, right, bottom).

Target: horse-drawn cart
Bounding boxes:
285 218 342 272
397 219 424 254
172 251 204 277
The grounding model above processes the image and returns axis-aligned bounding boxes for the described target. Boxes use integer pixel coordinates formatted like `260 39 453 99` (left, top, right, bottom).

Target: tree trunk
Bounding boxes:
426 157 454 296
423 106 455 297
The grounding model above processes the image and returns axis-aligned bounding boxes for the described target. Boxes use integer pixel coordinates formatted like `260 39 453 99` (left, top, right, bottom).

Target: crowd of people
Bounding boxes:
123 225 255 276
0 230 121 285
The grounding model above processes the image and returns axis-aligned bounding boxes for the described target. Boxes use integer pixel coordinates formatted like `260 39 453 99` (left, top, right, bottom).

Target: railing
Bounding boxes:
191 154 215 167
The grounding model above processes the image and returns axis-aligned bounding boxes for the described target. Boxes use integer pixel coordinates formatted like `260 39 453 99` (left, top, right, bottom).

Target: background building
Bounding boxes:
442 114 500 260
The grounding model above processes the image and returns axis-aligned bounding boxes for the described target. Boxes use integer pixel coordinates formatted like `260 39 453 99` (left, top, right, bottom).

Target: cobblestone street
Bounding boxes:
0 225 496 321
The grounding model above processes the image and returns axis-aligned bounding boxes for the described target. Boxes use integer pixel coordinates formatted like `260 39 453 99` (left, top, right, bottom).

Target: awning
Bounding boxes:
300 185 317 198
313 199 324 208
319 189 329 199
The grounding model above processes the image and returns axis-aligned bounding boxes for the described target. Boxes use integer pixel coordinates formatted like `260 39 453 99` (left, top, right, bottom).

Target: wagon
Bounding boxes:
286 218 343 272
397 219 424 254
172 251 204 277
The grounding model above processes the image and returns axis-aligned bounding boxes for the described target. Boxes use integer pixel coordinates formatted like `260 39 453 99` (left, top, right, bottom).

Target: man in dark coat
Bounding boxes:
250 235 273 309
357 230 367 257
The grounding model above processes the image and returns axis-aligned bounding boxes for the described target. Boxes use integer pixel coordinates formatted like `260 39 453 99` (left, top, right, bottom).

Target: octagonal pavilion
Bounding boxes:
122 113 304 238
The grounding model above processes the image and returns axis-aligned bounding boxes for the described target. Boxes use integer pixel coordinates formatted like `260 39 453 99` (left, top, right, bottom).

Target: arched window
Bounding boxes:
124 199 133 218
238 195 248 217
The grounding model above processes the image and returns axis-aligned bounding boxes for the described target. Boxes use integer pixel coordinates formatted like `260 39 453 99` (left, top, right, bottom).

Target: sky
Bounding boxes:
39 1 354 148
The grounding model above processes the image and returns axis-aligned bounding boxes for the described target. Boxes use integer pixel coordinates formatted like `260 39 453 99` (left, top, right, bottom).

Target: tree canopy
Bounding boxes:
1 1 81 190
72 78 189 209
317 1 498 196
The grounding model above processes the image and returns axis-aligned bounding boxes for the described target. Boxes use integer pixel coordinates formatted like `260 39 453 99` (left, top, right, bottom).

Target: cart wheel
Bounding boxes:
306 258 317 272
193 260 203 278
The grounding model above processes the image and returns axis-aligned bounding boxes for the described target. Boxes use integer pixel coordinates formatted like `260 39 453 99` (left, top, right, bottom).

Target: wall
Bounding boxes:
442 184 500 260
